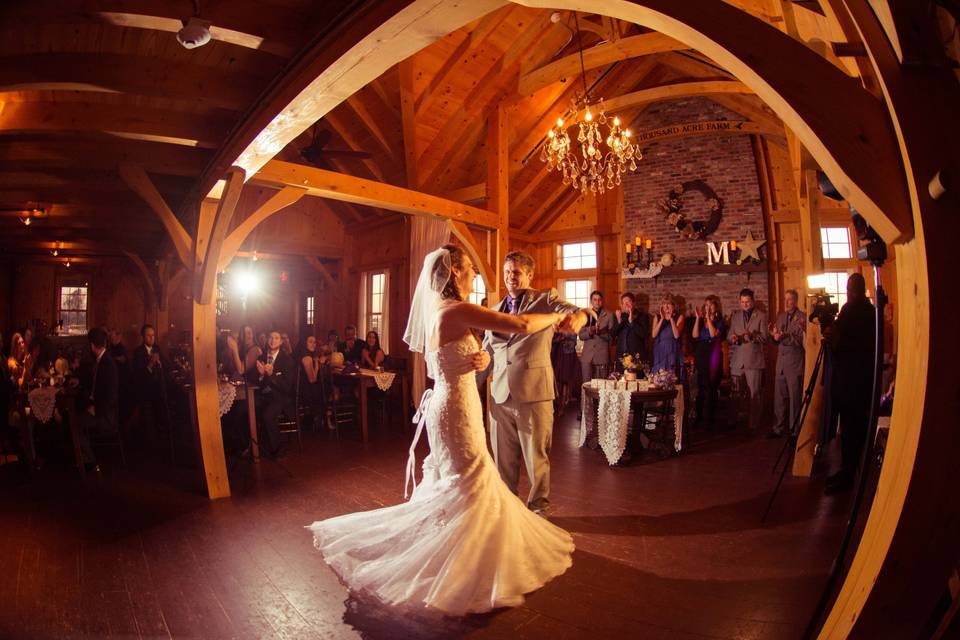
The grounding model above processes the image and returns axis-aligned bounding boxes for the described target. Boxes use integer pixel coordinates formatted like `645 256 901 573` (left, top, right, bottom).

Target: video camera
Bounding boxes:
808 291 839 327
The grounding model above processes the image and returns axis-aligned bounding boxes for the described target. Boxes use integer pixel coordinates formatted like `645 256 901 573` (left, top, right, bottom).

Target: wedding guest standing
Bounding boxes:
256 330 294 458
132 324 168 435
551 332 580 413
361 331 386 369
728 288 768 431
692 295 725 428
826 273 875 494
652 293 685 378
770 289 806 437
77 327 119 468
612 292 650 367
578 291 614 382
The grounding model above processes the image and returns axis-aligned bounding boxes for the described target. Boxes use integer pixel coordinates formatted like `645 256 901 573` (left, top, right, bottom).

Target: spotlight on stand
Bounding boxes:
233 267 260 297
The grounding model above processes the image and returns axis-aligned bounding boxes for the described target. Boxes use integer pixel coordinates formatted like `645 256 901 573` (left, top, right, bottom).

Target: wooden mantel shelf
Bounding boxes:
657 262 766 275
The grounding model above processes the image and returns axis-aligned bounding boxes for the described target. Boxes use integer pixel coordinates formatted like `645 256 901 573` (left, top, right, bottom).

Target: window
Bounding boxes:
216 281 228 318
559 241 597 270
469 274 486 306
305 295 315 326
824 271 851 308
58 285 88 335
560 279 594 309
361 270 389 352
820 227 852 259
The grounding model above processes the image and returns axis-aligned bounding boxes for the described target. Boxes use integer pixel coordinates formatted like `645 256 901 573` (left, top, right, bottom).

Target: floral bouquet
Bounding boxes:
650 368 678 389
619 354 648 380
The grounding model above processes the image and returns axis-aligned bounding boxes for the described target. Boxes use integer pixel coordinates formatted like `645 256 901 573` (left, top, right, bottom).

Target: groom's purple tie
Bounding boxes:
508 296 519 314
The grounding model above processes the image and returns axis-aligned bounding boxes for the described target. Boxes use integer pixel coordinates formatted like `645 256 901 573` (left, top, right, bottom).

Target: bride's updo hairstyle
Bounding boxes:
436 244 466 301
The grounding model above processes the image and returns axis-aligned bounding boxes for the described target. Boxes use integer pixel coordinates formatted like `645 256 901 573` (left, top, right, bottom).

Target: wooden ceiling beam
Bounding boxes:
0 53 268 111
0 0 307 58
251 160 500 229
571 80 753 119
119 163 193 268
399 58 419 188
344 93 402 166
197 168 246 302
518 32 687 96
414 7 515 117
193 0 504 203
320 112 388 183
0 101 230 148
444 182 486 203
0 136 210 177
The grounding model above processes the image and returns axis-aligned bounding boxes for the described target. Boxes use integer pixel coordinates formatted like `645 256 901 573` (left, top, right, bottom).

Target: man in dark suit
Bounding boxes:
131 324 168 437
612 291 650 367
256 330 294 458
337 324 365 364
78 327 119 465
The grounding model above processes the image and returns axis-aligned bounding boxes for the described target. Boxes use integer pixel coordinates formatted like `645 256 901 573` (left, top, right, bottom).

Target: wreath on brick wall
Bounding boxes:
660 180 723 240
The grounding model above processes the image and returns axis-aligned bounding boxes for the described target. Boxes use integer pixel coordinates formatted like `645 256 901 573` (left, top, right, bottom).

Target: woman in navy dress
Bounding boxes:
692 295 725 426
651 293 684 378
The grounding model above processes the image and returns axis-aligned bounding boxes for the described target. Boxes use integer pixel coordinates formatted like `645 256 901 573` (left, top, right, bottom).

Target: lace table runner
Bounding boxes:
28 387 59 424
218 382 237 417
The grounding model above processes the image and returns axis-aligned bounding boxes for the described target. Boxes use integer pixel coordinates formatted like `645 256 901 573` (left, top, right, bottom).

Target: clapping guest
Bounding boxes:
692 295 725 427
7 332 25 388
770 289 805 437
256 330 294 458
652 293 685 378
728 288 768 431
361 331 386 370
578 291 614 382
612 292 650 367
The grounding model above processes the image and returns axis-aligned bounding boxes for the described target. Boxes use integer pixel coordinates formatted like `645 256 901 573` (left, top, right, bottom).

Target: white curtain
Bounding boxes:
409 216 453 407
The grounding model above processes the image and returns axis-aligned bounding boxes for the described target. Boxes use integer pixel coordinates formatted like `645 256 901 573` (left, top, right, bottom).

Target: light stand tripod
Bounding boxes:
761 336 827 523
802 220 888 639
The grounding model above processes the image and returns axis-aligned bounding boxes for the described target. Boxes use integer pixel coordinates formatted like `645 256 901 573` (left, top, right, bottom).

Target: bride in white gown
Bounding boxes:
308 244 575 615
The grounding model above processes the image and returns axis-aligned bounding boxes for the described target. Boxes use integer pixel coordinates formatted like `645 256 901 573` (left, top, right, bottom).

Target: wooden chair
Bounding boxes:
90 426 127 468
276 369 303 453
321 367 359 439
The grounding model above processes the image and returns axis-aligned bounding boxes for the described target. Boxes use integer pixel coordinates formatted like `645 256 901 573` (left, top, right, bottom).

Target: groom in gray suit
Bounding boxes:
484 251 591 514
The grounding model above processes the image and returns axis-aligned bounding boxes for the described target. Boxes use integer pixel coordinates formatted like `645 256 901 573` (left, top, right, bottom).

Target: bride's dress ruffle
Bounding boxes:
308 334 574 615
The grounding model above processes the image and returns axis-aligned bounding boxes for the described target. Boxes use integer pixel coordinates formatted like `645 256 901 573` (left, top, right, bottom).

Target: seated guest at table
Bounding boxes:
77 327 119 467
652 292 685 378
297 336 326 425
21 325 33 356
256 330 294 458
132 324 169 435
338 325 364 364
361 331 386 370
257 332 268 352
325 330 340 356
281 332 293 355
7 332 25 389
218 332 244 377
613 292 650 368
692 295 725 428
240 325 262 377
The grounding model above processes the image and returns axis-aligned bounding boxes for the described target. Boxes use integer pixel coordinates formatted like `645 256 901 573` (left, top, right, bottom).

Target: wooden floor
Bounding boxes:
0 410 851 639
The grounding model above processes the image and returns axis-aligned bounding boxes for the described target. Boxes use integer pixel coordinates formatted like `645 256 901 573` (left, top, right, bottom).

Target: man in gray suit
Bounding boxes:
484 251 591 514
770 289 806 437
728 288 768 431
579 290 615 382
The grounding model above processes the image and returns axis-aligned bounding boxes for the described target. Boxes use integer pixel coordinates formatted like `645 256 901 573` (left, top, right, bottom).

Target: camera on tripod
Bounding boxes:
807 291 839 327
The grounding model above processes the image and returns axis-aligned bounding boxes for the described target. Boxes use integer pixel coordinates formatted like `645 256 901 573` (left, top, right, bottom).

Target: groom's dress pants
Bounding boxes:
489 396 553 510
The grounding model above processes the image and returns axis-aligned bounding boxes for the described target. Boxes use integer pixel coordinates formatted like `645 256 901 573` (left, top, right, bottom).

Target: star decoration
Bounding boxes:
736 230 766 265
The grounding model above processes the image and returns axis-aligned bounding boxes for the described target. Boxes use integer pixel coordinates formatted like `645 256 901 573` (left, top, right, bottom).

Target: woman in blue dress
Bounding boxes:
692 295 725 427
651 292 685 378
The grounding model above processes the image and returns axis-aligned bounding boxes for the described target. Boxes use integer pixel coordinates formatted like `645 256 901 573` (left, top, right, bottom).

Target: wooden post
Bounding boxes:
191 299 229 498
486 104 509 298
596 188 624 303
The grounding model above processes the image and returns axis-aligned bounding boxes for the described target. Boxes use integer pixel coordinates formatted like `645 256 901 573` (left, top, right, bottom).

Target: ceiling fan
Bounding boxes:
300 126 372 169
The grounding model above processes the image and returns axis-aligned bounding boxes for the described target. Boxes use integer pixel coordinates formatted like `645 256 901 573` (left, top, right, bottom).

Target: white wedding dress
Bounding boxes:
308 333 574 615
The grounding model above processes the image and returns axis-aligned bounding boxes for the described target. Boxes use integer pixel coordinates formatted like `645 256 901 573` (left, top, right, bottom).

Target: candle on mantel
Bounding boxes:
730 240 738 251
625 243 632 253
634 235 642 247
645 238 653 249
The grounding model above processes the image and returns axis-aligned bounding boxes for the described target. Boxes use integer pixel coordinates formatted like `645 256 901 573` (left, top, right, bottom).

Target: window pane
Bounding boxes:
469 274 486 305
828 228 849 244
372 292 382 314
561 242 597 270
372 273 384 295
825 271 849 308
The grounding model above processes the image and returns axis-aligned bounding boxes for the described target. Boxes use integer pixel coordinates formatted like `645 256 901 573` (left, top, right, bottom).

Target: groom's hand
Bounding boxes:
471 350 491 371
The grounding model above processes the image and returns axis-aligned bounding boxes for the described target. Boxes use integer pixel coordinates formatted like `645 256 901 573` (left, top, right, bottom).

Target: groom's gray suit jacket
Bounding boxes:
482 288 587 404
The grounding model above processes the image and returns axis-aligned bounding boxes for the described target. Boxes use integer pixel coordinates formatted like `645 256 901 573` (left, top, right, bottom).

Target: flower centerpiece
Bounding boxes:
619 353 648 381
650 367 678 389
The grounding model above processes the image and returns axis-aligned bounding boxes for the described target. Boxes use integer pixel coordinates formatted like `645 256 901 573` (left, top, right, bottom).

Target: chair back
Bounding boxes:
591 363 612 380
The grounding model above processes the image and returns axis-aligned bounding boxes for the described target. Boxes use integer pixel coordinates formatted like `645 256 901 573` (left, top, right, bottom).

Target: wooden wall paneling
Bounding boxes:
486 103 509 298
217 186 308 271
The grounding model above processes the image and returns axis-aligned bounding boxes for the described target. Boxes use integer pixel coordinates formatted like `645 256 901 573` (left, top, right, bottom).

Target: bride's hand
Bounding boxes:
472 350 491 371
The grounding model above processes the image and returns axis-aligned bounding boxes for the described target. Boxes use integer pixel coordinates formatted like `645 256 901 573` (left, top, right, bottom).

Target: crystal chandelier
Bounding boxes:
539 14 640 194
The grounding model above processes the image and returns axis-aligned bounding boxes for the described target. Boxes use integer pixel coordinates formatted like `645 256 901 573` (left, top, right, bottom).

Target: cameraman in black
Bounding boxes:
826 272 875 494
